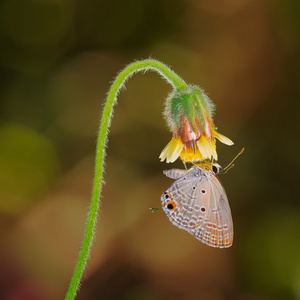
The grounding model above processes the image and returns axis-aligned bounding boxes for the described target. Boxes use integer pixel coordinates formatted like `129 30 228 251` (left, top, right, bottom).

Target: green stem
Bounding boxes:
65 59 187 300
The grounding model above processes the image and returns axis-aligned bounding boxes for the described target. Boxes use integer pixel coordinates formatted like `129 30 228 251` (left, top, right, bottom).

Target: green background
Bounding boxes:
0 0 299 299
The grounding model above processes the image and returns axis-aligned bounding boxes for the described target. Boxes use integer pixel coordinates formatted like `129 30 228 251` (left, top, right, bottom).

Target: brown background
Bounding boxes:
0 0 299 299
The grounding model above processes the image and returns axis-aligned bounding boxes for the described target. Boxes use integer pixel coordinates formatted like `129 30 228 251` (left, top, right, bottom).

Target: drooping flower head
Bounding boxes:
160 85 233 163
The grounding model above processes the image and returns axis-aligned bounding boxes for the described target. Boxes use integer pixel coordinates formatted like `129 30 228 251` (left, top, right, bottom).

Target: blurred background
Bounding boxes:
0 0 300 299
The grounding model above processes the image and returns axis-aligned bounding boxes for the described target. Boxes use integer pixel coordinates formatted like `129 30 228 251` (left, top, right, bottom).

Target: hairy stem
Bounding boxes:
65 59 187 299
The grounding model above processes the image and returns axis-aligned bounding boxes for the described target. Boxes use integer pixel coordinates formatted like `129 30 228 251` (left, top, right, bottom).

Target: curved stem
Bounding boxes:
65 59 187 300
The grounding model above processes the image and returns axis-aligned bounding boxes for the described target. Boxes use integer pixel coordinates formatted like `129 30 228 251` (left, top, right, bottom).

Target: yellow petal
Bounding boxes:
159 145 170 162
159 137 184 163
169 140 184 163
212 129 234 146
159 138 175 160
180 146 204 163
196 135 209 158
197 135 218 160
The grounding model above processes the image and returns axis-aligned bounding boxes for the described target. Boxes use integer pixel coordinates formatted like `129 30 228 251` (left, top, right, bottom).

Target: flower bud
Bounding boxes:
160 85 233 163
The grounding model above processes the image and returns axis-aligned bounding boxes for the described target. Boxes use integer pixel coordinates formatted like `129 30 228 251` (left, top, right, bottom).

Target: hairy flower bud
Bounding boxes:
160 85 233 163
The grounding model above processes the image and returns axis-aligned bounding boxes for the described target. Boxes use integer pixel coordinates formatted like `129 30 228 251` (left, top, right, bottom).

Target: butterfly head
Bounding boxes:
195 161 221 175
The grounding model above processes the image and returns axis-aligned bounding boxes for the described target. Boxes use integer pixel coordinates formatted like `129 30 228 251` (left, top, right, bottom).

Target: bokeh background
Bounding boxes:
1 0 300 299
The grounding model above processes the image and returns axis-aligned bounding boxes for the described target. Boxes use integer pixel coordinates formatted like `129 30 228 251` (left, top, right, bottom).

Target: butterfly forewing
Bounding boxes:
161 165 233 248
190 175 233 248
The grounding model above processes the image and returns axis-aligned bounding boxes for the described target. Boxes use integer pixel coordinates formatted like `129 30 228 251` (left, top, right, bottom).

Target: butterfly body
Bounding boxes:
161 163 233 248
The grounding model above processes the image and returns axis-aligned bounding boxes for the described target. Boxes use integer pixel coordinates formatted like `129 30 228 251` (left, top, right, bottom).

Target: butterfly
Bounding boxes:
161 162 233 248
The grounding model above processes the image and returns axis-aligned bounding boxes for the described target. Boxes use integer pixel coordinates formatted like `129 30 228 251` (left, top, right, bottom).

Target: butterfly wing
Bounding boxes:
161 167 233 248
163 168 189 180
161 170 203 230
189 174 233 248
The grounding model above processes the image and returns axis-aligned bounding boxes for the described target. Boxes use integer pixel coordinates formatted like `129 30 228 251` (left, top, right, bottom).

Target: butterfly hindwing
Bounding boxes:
162 169 207 231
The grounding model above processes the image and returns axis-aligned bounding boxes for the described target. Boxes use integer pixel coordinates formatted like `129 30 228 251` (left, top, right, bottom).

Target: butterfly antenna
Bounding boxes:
149 207 161 213
222 148 244 174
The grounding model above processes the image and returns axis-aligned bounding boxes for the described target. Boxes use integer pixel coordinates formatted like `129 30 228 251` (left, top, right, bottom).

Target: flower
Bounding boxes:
160 85 233 163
